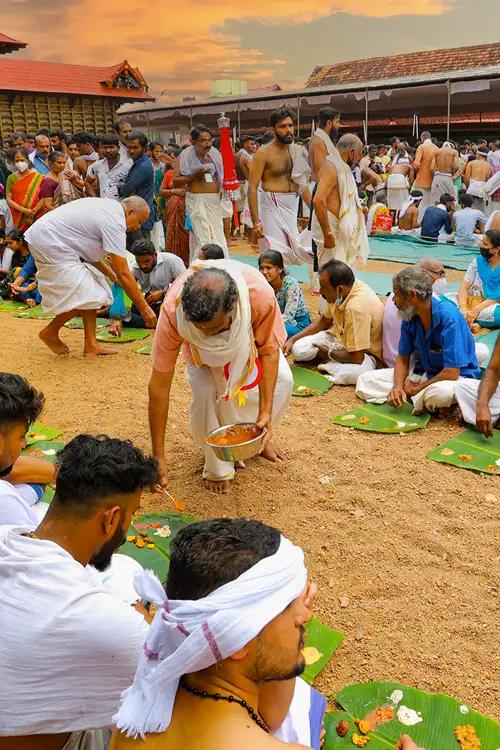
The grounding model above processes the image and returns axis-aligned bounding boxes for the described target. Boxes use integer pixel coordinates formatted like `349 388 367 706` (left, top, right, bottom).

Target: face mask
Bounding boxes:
432 278 448 296
15 161 29 173
480 247 494 260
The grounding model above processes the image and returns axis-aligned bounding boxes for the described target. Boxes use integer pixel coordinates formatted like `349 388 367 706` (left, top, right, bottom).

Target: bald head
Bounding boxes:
181 268 238 334
121 196 150 231
336 133 363 167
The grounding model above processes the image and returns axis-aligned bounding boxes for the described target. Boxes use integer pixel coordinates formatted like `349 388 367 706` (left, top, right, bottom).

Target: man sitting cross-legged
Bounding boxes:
0 434 158 750
285 260 383 385
356 266 481 415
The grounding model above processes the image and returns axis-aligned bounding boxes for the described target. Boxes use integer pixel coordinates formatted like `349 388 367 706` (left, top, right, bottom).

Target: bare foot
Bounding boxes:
204 478 231 494
39 328 70 356
84 344 120 357
260 441 285 462
235 460 246 470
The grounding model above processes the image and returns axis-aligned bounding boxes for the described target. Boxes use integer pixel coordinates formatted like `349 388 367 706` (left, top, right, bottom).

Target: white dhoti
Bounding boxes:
466 180 486 210
185 350 292 481
292 331 376 385
311 212 361 271
455 378 500 427
387 173 409 211
259 190 312 265
62 729 110 750
185 192 229 263
392 226 421 238
417 188 433 221
430 172 455 204
355 369 465 413
34 260 112 315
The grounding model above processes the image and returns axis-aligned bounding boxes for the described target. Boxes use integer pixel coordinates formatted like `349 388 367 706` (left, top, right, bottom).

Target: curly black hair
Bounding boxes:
181 268 238 323
0 373 44 432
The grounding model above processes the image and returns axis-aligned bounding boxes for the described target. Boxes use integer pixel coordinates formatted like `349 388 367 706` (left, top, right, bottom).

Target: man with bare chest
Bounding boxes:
387 146 414 214
397 190 423 235
235 135 257 229
430 142 459 204
248 108 311 264
173 125 228 261
464 147 492 211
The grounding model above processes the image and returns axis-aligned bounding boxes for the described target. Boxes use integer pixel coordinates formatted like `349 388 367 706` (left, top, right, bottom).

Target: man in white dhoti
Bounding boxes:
248 108 312 266
285 260 383 386
356 267 482 415
312 134 369 270
111 518 323 750
456 333 500 437
173 126 228 262
235 135 257 230
148 259 293 494
0 434 158 750
429 141 459 204
24 196 157 357
387 148 414 214
464 147 492 211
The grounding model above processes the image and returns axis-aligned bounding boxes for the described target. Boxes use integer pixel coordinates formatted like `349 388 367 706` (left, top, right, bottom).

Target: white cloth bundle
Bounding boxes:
326 150 369 267
484 170 500 197
179 145 224 185
176 258 255 401
399 194 420 219
289 142 311 194
114 535 307 738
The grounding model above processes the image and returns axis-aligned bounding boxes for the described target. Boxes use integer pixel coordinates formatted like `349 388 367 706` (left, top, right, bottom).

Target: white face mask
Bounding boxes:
433 278 448 296
15 161 29 173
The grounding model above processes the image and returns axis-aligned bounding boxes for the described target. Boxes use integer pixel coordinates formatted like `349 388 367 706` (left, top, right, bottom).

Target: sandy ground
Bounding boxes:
1 245 498 719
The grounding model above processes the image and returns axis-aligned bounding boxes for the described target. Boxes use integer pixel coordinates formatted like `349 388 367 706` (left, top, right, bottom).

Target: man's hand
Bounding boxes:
253 221 265 240
465 308 477 325
476 402 494 438
141 305 157 329
403 377 422 398
145 290 163 305
395 735 424 750
323 231 336 249
189 166 210 181
9 281 24 294
256 412 273 449
283 336 298 357
388 385 407 407
108 320 123 337
155 456 169 489
66 170 78 183
315 343 331 363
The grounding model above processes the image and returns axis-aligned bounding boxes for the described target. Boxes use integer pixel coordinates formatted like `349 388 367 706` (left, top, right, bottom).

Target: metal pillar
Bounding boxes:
237 102 241 138
296 95 301 138
446 80 451 141
364 88 369 144
189 106 193 128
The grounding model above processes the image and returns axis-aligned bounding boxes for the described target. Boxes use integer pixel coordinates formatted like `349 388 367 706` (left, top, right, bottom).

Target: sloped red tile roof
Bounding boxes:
0 58 154 100
306 43 500 88
0 32 27 53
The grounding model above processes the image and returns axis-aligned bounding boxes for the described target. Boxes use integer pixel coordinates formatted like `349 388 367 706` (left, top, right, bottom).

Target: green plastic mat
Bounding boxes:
65 317 109 329
302 617 344 685
26 423 62 445
324 681 500 750
0 300 27 313
368 235 478 271
475 330 498 368
427 427 500 475
120 511 197 582
96 328 150 343
333 402 430 433
292 366 333 397
22 441 65 462
15 306 54 320
133 341 152 355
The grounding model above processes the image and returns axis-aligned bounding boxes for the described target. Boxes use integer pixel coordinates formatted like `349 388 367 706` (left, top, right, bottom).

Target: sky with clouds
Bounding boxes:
4 0 500 100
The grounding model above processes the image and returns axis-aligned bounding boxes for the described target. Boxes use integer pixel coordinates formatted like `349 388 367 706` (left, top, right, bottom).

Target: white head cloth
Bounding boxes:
326 149 369 266
114 535 307 738
179 144 224 185
176 258 255 401
399 194 421 219
442 141 455 150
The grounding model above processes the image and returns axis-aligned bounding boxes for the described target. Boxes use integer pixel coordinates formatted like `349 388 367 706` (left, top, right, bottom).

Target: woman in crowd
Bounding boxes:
458 229 500 329
5 148 44 231
160 159 190 266
35 151 69 214
259 249 311 339
0 229 40 306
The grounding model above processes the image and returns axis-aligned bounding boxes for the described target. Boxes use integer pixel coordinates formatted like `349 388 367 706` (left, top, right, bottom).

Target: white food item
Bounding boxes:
396 422 407 428
397 706 423 726
389 689 404 705
459 705 469 715
42 449 56 456
154 524 172 538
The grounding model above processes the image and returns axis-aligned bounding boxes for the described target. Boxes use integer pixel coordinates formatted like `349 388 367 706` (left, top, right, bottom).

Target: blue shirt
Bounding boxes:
398 297 480 379
20 253 37 280
118 154 156 230
420 206 452 240
29 152 50 175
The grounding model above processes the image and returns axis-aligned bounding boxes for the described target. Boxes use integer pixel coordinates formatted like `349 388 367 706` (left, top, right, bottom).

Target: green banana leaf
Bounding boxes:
22 441 65 462
333 402 430 433
324 681 500 750
292 366 333 397
0 299 26 313
26 423 62 444
133 341 152 355
64 317 109 329
40 485 55 504
427 427 500 475
302 617 344 685
96 328 150 343
15 306 54 320
120 511 197 583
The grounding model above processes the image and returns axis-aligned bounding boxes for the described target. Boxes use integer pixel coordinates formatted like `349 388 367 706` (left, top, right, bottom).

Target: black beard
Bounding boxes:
276 134 294 145
0 463 13 478
329 128 338 142
89 524 126 572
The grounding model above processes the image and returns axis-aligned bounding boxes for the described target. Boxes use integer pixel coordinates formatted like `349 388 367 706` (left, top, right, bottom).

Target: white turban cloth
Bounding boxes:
114 535 307 738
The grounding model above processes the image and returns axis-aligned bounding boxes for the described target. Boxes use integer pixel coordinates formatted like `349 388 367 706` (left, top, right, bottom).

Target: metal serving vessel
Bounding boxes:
205 422 266 462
